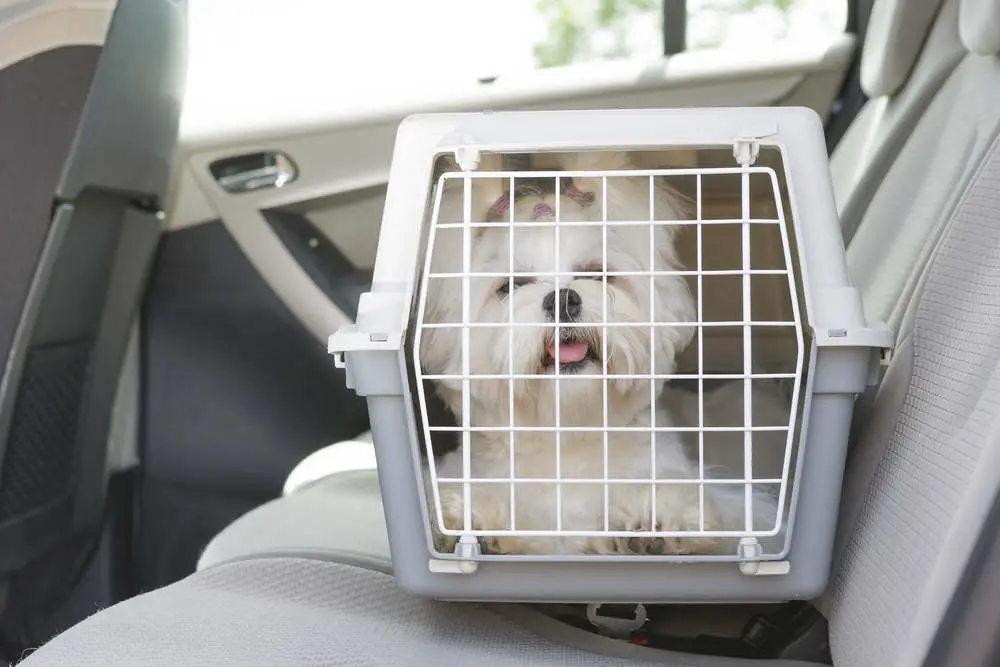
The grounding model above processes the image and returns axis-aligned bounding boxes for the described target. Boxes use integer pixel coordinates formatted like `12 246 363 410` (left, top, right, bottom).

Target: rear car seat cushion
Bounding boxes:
281 431 375 495
196 469 390 572
19 557 818 667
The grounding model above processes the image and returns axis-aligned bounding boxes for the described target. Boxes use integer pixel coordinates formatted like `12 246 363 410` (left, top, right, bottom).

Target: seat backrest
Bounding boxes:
831 0 965 241
845 1 1000 338
827 129 1000 667
821 1 1000 662
0 0 186 607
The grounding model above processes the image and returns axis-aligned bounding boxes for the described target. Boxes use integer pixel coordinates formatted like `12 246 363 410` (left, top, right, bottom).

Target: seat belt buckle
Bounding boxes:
586 603 647 640
741 602 832 663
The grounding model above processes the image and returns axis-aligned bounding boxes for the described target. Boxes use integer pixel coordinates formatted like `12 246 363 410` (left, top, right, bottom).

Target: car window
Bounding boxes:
184 0 848 117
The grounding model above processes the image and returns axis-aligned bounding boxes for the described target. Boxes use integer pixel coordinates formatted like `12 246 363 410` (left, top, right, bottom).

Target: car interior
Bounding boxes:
2 0 1000 665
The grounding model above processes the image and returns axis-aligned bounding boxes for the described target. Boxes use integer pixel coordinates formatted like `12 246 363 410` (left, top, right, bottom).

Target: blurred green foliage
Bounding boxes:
533 0 796 68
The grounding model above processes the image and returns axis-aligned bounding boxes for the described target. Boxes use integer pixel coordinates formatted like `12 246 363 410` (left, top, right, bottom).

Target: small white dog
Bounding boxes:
419 151 778 556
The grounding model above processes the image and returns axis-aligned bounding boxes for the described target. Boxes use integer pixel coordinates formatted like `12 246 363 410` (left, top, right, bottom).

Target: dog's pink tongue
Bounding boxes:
547 341 588 363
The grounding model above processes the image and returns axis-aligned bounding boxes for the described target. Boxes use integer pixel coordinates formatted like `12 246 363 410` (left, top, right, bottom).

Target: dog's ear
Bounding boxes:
434 152 507 229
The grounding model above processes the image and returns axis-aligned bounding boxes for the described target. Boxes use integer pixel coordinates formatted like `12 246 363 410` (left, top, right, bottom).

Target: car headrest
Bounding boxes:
960 0 1000 55
861 0 948 97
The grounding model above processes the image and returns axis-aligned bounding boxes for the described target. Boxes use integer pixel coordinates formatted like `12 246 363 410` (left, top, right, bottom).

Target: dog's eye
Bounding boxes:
496 276 535 296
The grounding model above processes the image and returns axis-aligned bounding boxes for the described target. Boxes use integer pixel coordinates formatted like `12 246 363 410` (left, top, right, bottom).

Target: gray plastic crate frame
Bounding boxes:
331 107 893 603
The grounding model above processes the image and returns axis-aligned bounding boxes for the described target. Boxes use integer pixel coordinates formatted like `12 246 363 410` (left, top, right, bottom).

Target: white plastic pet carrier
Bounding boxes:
331 107 893 603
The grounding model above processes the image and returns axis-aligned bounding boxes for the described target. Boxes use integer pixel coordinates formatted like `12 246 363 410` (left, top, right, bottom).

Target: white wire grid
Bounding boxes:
412 162 806 555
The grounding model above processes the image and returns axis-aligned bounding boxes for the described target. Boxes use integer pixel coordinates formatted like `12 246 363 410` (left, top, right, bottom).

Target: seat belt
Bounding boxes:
552 601 832 663
629 602 832 663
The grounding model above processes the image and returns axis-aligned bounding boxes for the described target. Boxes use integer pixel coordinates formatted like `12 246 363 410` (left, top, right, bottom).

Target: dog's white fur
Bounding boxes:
420 151 779 556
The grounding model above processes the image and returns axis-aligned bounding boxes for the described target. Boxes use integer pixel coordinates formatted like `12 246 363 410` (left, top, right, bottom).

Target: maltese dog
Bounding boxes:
419 151 779 557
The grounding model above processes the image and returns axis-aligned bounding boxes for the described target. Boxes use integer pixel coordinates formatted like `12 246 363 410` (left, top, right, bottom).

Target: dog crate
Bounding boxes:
330 107 893 603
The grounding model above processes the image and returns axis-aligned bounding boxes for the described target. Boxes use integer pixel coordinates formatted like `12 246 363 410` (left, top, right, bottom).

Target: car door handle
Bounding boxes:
209 151 298 194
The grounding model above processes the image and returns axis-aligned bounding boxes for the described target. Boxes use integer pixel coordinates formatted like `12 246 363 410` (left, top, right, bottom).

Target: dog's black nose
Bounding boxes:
543 288 582 321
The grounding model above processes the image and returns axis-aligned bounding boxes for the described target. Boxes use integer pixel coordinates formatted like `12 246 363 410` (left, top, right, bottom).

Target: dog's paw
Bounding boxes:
478 536 502 554
432 528 458 554
609 504 728 556
619 532 670 555
430 495 505 555
609 522 693 556
614 530 724 556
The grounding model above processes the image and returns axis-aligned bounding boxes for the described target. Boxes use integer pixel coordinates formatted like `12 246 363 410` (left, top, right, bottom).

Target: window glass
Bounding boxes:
186 0 849 107
687 0 849 51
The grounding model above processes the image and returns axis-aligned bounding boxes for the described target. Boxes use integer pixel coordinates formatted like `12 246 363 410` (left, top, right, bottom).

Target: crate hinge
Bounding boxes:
733 125 778 167
738 537 790 577
429 536 481 574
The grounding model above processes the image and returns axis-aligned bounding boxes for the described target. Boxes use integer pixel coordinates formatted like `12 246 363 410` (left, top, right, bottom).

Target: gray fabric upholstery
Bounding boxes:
282 433 375 494
959 0 1000 55
860 0 945 96
826 129 1000 667
19 557 815 667
846 53 1000 333
197 469 390 573
832 0 965 243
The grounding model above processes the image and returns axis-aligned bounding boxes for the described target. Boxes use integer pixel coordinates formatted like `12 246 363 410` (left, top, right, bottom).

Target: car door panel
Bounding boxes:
136 219 369 589
174 35 853 335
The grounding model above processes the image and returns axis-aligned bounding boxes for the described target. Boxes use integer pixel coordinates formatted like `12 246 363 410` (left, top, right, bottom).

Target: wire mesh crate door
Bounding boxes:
412 158 806 562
